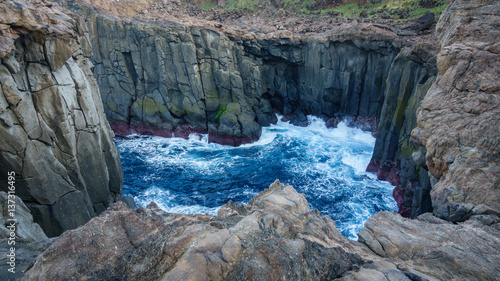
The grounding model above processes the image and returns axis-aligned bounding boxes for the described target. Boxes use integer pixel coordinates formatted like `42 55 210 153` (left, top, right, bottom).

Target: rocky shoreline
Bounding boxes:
55 0 441 219
0 0 499 280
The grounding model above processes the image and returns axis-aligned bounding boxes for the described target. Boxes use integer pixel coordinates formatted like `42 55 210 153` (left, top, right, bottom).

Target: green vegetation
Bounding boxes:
409 3 447 19
400 139 417 158
223 0 259 12
200 2 217 10
322 3 360 14
316 0 447 21
236 0 260 12
205 0 447 22
215 105 227 123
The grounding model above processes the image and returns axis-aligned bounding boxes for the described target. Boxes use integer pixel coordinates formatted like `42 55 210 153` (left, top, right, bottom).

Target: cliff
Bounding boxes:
6 1 500 279
412 0 500 222
0 0 125 237
55 0 438 217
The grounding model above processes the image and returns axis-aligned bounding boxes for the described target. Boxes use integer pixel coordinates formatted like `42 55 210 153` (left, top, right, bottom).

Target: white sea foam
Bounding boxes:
117 114 396 240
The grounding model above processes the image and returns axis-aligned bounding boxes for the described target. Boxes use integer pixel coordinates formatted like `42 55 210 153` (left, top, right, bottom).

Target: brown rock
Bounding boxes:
22 180 365 280
411 0 500 222
358 211 500 281
22 180 500 280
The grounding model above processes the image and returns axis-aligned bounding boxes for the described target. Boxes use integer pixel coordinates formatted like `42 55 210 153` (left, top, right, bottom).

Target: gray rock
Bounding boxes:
0 0 123 237
0 192 51 281
58 1 437 154
0 192 47 242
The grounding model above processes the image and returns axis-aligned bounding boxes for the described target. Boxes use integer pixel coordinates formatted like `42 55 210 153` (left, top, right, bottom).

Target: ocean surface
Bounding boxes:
115 116 397 239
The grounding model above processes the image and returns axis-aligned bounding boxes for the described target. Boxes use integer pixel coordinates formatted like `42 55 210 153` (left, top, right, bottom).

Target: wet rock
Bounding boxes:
54 1 438 165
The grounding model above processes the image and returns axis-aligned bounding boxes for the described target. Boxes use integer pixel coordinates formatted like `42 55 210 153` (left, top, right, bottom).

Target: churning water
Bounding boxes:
115 116 397 239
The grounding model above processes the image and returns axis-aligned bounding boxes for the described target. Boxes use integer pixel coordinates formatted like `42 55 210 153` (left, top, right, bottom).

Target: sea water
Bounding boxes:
115 116 397 239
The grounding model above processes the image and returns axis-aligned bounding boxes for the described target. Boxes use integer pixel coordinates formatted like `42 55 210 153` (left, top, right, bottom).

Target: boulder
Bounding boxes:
0 192 52 281
22 180 365 280
358 211 500 281
22 181 500 281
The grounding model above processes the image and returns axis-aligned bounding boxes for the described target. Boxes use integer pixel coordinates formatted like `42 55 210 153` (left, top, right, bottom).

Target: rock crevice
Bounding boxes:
22 180 500 281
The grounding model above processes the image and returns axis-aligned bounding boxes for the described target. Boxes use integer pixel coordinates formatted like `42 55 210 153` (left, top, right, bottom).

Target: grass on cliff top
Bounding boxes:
318 0 447 21
224 0 260 12
215 0 447 22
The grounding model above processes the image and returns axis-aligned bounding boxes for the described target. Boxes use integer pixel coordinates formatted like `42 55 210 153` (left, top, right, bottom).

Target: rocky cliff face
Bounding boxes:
23 180 500 280
0 0 124 237
55 0 438 216
84 11 437 148
412 0 500 222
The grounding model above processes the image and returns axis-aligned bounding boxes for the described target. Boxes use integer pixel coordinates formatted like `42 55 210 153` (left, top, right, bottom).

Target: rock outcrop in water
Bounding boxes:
0 0 124 237
23 180 500 280
411 0 500 222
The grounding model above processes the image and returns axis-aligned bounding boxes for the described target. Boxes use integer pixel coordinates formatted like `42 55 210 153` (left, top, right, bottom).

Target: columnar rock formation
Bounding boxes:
1 0 498 279
0 0 124 237
55 0 438 217
412 0 500 222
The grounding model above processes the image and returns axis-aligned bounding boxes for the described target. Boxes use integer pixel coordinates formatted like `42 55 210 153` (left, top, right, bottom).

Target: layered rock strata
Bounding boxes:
0 0 124 237
23 180 500 281
412 0 500 222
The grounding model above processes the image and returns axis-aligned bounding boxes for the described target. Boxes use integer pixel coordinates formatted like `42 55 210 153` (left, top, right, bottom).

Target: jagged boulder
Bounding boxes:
0 0 124 237
22 180 500 280
357 211 500 281
22 180 365 280
0 192 52 281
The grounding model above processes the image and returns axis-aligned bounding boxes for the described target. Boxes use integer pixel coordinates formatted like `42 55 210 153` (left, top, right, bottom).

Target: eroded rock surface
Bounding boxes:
357 211 500 281
23 180 365 280
412 0 500 222
0 0 124 237
22 180 500 281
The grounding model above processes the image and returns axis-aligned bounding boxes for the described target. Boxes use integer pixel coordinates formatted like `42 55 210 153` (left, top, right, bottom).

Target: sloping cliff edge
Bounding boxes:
23 180 500 280
0 0 127 238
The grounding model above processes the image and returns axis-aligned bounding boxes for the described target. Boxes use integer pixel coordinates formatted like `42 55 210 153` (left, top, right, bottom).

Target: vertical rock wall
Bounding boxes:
0 0 123 237
56 1 438 216
412 0 500 222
